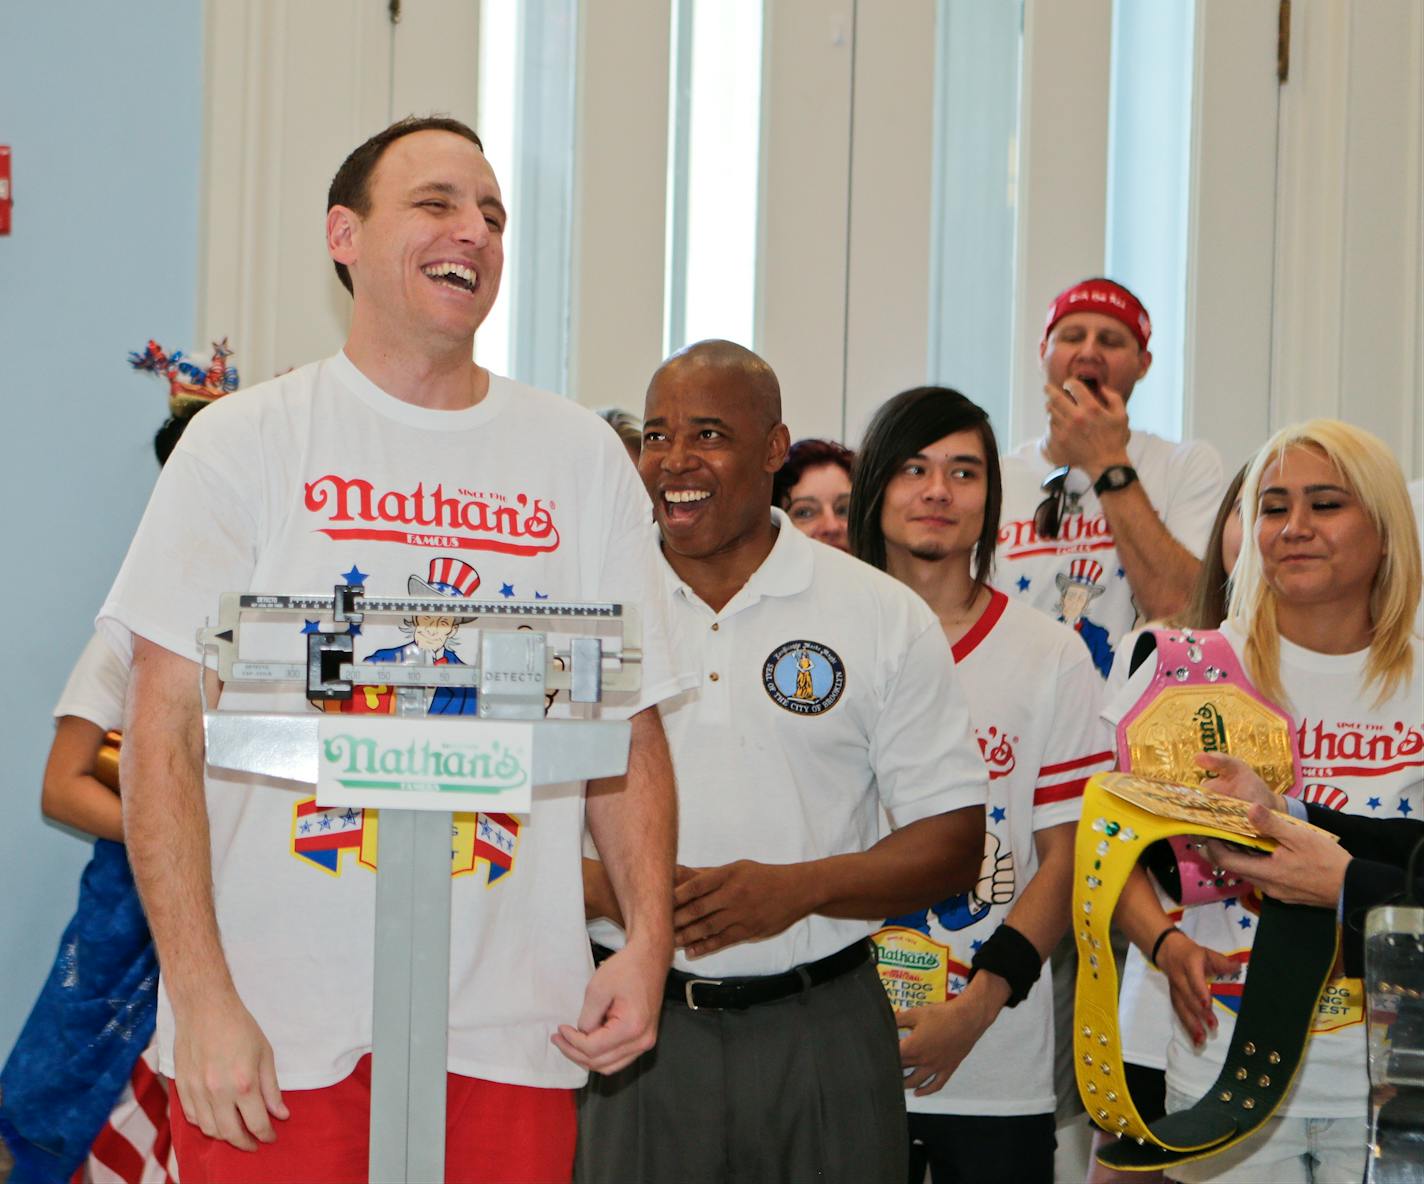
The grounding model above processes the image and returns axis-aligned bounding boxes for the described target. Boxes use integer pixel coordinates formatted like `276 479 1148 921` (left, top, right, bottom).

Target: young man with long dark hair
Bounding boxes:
851 386 1113 1184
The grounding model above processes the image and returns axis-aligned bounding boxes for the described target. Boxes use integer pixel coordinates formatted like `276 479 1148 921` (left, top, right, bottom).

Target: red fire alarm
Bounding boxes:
0 146 11 235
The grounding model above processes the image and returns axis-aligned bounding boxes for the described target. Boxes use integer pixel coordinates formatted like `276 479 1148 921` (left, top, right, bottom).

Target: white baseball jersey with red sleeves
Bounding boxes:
896 590 1114 1117
1112 624 1424 1118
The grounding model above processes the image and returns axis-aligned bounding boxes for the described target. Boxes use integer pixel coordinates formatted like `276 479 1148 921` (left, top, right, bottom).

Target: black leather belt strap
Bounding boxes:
1095 895 1339 1171
591 938 874 1012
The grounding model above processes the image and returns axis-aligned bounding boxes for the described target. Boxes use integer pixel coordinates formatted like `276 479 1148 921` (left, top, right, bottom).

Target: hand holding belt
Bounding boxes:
1117 628 1301 906
1075 772 1339 1172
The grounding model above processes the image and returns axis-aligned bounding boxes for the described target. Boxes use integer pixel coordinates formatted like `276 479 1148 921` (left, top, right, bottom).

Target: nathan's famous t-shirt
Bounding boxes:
100 352 684 1090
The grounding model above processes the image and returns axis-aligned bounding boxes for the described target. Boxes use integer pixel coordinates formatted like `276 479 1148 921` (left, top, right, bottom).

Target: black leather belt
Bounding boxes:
591 938 873 1011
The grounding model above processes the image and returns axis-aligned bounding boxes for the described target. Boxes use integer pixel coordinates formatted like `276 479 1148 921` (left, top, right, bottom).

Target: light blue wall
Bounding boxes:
0 4 203 1057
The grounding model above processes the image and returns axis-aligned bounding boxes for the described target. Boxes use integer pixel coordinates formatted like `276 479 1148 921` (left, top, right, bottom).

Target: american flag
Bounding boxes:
80 1052 178 1183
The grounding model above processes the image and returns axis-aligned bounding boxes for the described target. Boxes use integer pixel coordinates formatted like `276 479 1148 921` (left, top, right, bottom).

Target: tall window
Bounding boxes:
664 0 765 355
1106 0 1195 442
477 0 578 391
926 0 1022 436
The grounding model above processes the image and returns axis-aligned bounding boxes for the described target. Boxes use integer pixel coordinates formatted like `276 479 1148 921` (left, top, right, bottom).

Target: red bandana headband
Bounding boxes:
1041 280 1152 352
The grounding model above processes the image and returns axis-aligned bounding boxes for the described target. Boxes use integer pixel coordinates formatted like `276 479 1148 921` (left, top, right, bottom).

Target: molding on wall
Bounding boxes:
1182 0 1279 476
1009 0 1113 446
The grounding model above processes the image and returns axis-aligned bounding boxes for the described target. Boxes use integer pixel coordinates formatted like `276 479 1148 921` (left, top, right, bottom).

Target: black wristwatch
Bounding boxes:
1093 464 1138 497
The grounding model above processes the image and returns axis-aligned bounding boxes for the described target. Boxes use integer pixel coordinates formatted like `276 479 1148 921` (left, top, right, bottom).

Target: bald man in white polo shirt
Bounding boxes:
577 341 989 1184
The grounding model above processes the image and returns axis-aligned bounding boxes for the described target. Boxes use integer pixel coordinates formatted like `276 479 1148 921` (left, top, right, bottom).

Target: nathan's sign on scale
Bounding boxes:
316 716 533 813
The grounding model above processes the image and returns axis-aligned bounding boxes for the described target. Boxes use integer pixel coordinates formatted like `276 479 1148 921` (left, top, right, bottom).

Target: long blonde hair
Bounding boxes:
1227 419 1420 708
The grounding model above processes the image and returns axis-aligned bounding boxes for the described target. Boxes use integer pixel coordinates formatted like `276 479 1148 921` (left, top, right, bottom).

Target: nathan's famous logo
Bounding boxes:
872 927 969 1009
762 640 846 715
1194 703 1229 754
1297 717 1424 774
320 734 528 795
304 476 560 556
998 511 1113 559
976 726 1017 779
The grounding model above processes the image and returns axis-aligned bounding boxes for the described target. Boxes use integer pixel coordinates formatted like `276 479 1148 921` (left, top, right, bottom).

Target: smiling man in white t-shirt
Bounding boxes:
99 116 681 1184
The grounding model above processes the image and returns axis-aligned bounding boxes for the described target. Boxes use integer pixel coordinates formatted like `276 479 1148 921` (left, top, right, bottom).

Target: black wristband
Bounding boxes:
967 923 1042 1008
1150 924 1183 968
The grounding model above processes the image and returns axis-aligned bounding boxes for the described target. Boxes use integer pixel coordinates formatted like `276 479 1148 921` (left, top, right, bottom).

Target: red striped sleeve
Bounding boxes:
1039 750 1114 778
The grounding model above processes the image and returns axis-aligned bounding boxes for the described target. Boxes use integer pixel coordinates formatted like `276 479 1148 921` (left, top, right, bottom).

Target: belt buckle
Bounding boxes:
683 977 722 1011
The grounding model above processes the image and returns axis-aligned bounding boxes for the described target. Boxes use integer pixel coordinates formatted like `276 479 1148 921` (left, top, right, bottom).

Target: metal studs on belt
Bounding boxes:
1174 666 1190 681
1244 1042 1257 1056
1268 1051 1281 1065
1242 1098 1256 1110
1218 1090 1232 1102
1258 1075 1271 1088
1235 1068 1248 1080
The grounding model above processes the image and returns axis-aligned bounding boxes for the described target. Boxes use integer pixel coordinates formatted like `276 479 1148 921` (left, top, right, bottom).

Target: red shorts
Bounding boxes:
170 1054 575 1184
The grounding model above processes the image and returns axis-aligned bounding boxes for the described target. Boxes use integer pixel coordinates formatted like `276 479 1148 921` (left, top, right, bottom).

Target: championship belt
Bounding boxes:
1117 628 1300 905
1075 773 1340 1171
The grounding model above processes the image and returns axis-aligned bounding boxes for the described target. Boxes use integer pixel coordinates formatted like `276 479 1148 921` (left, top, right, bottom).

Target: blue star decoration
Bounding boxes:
949 977 966 993
301 619 322 634
1237 916 1253 930
1116 567 1126 580
341 808 358 825
970 939 984 953
1368 796 1382 811
989 806 1007 824
318 815 334 831
500 582 515 598
299 820 311 834
1223 898 1238 909
347 622 363 637
1016 576 1030 592
535 591 549 600
342 565 369 587
1400 798 1414 816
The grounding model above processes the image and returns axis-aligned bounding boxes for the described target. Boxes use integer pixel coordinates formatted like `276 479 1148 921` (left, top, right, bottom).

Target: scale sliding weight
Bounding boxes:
197 583 641 1184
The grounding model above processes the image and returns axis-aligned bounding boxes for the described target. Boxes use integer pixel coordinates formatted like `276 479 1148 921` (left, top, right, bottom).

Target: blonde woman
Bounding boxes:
1109 419 1422 1184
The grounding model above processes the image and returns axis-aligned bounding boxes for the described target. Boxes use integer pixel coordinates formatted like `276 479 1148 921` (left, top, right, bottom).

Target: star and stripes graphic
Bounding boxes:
293 799 520 885
292 800 367 875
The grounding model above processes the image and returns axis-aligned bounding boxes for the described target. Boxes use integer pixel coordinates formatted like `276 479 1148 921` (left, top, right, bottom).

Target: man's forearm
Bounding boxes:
998 823 1075 958
123 640 236 1011
802 807 984 920
1114 864 1176 955
585 708 675 953
1098 484 1201 620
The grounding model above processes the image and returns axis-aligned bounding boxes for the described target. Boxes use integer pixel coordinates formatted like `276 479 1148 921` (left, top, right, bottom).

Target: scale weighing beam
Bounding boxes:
197 589 640 1183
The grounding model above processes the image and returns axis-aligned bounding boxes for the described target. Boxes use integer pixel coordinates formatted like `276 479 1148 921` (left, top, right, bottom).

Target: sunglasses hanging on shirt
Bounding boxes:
1034 465 1073 540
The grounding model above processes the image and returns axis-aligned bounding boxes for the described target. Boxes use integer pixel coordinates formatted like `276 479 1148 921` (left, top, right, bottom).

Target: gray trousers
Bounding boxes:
575 958 908 1184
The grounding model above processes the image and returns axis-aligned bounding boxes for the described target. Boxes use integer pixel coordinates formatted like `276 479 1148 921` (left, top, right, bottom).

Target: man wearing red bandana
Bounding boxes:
995 278 1225 678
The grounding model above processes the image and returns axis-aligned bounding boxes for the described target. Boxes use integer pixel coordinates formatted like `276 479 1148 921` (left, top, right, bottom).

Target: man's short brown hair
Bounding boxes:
327 115 485 295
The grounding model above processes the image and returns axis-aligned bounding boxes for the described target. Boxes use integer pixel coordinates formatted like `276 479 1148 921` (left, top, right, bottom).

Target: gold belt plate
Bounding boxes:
1124 685 1295 795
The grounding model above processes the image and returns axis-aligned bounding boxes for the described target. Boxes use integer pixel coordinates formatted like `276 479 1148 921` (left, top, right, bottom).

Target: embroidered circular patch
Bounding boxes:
762 640 846 715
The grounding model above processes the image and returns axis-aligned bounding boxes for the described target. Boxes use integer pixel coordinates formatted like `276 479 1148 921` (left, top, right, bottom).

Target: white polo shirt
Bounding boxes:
589 509 989 978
